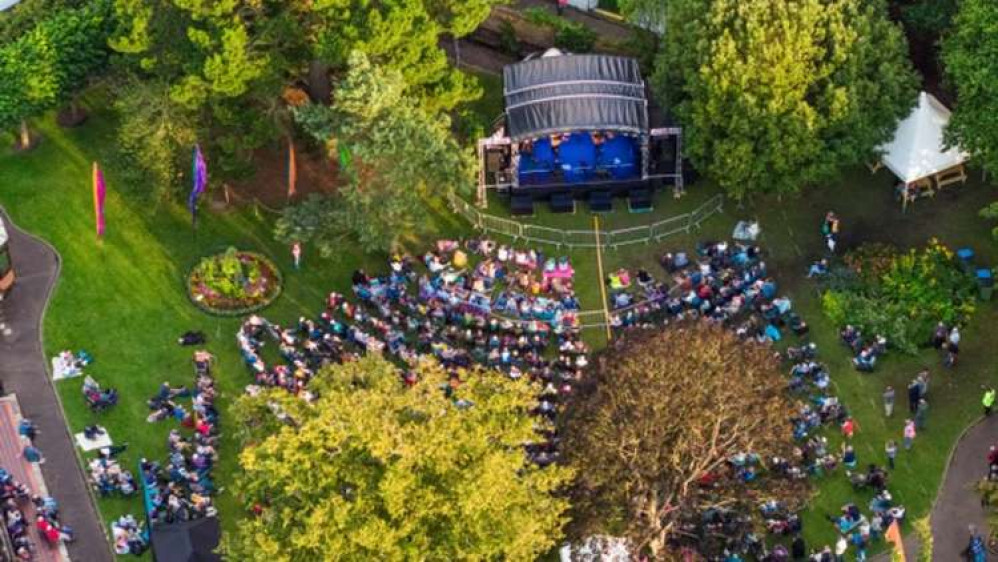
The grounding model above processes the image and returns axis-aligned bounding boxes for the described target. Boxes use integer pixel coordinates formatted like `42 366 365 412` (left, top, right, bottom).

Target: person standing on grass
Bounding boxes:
883 386 895 417
841 417 858 440
291 241 302 270
885 440 898 469
983 386 996 416
917 369 930 398
907 379 921 414
903 419 916 450
915 398 929 430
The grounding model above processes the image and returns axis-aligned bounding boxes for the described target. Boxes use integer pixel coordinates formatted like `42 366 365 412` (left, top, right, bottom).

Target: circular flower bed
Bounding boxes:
187 248 282 316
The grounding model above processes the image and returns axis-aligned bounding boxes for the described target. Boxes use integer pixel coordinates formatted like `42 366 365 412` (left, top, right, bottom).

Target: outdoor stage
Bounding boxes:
517 133 639 186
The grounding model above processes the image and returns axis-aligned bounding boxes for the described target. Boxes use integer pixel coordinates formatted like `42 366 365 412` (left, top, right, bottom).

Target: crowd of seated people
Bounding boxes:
840 325 888 372
81 375 118 413
603 241 903 560
142 350 219 526
609 242 807 339
110 514 147 556
1 469 35 560
32 494 73 548
237 238 591 466
606 267 669 315
88 443 136 498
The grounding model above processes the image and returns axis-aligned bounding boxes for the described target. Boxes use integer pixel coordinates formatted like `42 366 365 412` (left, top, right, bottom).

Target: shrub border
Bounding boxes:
185 249 284 317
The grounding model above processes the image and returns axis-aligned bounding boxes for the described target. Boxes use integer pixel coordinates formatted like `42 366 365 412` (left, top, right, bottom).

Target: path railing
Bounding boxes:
448 193 725 250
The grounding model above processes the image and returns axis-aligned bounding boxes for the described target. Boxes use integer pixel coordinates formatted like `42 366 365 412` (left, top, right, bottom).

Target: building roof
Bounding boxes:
880 91 968 183
503 52 648 141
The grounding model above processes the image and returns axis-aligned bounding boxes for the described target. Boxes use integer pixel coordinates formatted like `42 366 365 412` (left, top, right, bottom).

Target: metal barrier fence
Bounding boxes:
447 193 725 250
446 193 725 331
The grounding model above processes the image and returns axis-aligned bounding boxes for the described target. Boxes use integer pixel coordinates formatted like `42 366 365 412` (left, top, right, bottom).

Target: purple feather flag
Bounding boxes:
188 145 208 227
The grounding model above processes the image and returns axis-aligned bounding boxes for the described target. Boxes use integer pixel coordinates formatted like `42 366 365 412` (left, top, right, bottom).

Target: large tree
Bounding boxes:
0 1 111 147
656 0 917 199
224 355 573 561
280 51 474 253
941 0 998 174
561 322 805 559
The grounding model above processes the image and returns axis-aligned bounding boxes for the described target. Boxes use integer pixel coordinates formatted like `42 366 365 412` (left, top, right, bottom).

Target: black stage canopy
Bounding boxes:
503 53 648 141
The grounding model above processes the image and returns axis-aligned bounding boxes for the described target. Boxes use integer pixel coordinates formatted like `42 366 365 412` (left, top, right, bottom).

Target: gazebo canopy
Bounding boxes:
880 92 968 184
503 51 648 141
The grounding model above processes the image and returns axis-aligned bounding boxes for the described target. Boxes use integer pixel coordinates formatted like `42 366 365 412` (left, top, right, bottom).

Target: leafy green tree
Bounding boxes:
107 0 494 195
281 51 474 253
899 0 957 35
0 1 111 147
656 0 917 199
942 0 998 174
224 355 573 561
112 79 198 198
0 0 87 42
311 0 493 112
561 322 805 559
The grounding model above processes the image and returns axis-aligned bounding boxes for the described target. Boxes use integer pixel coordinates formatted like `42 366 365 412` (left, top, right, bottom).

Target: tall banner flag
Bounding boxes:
885 520 906 562
92 162 106 238
188 144 208 228
287 139 297 199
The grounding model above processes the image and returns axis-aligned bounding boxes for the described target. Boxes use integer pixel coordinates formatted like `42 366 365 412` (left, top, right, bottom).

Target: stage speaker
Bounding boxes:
550 192 575 214
511 194 534 216
629 189 653 212
589 191 612 212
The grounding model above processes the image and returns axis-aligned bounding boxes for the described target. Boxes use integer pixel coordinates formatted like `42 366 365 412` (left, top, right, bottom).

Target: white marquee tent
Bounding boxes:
879 91 968 186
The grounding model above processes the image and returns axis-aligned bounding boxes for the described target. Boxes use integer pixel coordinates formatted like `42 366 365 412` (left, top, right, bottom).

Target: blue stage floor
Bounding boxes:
518 132 639 186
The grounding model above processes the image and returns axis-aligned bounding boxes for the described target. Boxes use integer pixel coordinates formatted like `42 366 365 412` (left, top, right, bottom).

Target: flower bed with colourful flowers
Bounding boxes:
187 248 282 316
821 240 976 354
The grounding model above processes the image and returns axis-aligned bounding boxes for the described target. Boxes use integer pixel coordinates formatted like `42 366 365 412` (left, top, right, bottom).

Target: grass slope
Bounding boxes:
0 109 391 558
481 167 998 552
597 171 998 552
4 96 998 559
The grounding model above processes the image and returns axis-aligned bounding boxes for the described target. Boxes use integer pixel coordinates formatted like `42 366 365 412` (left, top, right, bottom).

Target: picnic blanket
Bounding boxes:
74 428 113 451
733 221 761 241
51 355 82 381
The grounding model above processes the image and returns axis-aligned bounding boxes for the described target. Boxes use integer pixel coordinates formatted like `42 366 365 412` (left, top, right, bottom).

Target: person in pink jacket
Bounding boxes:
903 419 916 450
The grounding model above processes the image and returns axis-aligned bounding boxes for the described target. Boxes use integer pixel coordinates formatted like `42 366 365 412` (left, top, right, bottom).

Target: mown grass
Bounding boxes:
5 92 998 559
0 104 411 558
487 169 998 553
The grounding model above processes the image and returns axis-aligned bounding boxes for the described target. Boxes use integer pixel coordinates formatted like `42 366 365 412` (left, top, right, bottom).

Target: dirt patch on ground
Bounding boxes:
223 143 342 209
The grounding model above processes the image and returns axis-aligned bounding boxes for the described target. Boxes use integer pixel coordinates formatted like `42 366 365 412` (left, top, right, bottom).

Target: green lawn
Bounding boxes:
485 170 998 553
0 106 404 558
5 94 998 559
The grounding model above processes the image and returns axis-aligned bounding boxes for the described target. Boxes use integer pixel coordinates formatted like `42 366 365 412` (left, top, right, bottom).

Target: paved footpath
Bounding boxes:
929 415 998 561
0 208 113 562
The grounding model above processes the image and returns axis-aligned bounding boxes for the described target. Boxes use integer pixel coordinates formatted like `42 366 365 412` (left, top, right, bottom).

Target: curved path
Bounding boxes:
0 208 113 562
930 415 998 561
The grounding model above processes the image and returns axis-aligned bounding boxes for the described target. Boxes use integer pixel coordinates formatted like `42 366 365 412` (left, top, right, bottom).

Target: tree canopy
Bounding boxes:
279 51 475 253
223 355 573 561
105 0 493 196
655 0 917 199
561 322 804 559
941 0 998 174
0 0 111 142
